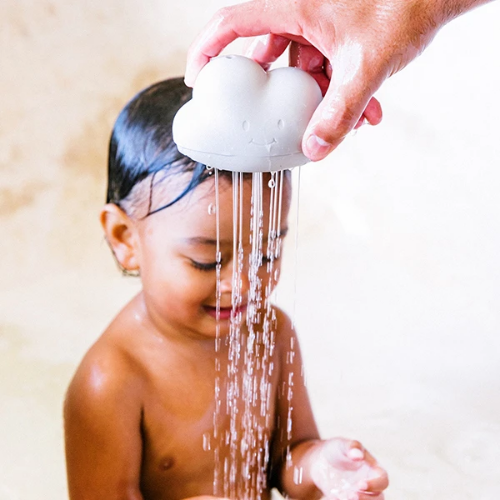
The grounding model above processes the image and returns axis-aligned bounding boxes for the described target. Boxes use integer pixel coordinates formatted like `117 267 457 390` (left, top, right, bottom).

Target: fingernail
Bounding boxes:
348 448 364 460
305 134 333 160
245 39 262 57
307 54 324 71
245 36 267 58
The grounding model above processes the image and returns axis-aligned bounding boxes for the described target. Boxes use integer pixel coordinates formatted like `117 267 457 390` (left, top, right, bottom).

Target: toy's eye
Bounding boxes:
242 120 250 131
277 119 284 130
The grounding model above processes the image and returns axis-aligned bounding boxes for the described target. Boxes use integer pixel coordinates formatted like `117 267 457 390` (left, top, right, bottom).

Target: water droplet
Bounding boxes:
293 466 303 484
208 203 216 215
206 164 213 170
268 179 275 188
203 432 211 451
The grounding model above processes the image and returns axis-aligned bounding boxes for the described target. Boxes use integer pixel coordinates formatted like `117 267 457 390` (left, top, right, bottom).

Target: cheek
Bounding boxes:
257 260 282 289
142 268 216 313
182 270 216 299
138 253 205 296
168 266 217 301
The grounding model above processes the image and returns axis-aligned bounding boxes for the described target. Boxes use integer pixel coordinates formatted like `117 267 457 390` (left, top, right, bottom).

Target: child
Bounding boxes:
64 78 388 500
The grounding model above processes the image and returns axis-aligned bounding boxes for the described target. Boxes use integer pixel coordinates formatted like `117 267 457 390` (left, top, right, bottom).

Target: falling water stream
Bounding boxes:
208 168 299 500
203 165 376 500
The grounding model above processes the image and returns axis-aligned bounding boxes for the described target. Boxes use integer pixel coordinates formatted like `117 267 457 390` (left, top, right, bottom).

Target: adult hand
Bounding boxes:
185 0 490 161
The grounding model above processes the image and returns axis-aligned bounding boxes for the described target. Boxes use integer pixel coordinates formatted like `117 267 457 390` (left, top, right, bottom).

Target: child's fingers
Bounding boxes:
359 468 389 493
356 448 389 493
359 447 381 467
345 439 365 461
358 493 384 500
322 438 365 466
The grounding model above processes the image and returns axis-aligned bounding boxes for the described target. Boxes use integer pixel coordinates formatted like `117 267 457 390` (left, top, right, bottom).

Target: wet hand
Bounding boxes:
309 438 388 500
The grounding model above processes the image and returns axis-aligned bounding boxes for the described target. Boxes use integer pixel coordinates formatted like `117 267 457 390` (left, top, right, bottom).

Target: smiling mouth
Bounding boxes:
249 138 277 147
204 304 247 320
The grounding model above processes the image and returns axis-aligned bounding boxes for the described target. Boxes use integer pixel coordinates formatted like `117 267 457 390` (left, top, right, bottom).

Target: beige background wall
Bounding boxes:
1 1 499 499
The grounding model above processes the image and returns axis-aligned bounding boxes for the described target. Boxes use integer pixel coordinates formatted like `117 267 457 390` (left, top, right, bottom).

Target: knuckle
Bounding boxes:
215 6 234 24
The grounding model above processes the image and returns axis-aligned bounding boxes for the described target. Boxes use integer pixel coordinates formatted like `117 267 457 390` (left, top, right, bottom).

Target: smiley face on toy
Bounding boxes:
173 55 322 172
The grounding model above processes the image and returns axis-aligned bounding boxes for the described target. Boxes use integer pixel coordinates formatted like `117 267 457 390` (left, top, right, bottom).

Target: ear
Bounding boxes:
100 204 140 272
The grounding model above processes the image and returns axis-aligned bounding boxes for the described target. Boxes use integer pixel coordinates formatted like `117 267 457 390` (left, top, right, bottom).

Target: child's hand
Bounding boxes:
309 438 388 500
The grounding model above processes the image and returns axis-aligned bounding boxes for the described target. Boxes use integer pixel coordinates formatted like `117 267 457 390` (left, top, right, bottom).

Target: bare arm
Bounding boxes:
270 310 321 498
271 311 388 499
64 347 145 500
185 0 495 161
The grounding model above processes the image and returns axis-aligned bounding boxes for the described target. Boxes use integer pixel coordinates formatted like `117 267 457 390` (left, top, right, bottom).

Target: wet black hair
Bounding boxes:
107 77 230 216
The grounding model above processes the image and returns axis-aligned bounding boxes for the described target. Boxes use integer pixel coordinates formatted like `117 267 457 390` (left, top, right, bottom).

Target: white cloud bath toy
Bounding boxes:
173 55 323 173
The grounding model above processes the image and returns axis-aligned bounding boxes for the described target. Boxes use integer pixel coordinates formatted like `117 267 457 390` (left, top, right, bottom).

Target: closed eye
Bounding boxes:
190 259 219 272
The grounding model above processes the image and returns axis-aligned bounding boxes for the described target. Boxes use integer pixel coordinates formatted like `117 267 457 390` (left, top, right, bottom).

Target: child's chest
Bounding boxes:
138 345 281 499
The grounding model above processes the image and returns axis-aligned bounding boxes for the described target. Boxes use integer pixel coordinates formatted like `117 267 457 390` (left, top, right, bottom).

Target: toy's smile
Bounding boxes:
249 138 277 147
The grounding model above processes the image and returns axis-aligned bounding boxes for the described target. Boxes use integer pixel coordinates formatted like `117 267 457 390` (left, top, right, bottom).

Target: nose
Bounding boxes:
218 259 251 301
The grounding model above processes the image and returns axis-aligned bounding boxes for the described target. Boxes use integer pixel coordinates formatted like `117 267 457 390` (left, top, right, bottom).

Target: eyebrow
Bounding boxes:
183 227 289 247
182 237 225 246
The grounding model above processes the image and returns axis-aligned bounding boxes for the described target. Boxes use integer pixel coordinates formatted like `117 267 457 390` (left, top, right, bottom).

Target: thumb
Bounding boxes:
302 78 372 161
320 438 365 469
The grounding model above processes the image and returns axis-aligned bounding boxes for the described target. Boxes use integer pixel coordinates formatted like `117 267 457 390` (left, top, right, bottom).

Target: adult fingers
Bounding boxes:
185 1 298 86
362 97 383 126
245 34 291 70
302 65 385 161
291 42 382 139
354 97 383 129
289 42 330 95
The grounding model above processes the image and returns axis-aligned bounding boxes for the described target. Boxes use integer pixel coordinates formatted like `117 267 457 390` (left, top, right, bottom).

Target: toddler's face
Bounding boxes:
131 173 291 340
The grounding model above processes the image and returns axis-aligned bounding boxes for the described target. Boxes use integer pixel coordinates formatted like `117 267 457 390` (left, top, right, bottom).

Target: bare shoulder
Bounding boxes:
64 308 146 497
66 294 149 403
66 337 141 408
64 311 146 426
